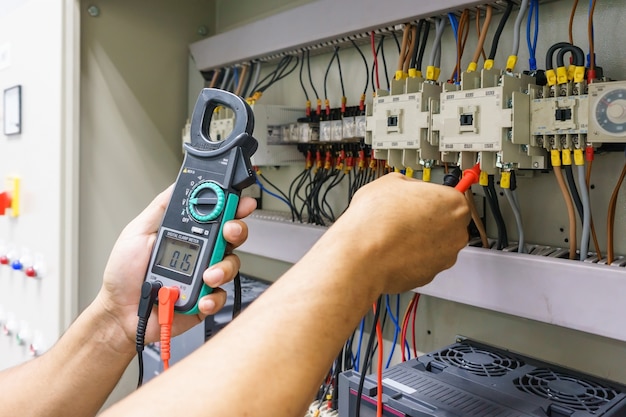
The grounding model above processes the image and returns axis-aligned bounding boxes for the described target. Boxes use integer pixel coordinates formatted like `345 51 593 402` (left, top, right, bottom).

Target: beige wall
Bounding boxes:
215 0 313 33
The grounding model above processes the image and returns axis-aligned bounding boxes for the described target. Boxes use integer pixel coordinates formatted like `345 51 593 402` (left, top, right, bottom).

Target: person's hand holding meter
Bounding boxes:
94 184 257 354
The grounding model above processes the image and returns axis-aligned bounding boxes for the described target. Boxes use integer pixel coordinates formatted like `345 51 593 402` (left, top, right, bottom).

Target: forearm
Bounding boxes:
0 299 135 417
103 224 381 417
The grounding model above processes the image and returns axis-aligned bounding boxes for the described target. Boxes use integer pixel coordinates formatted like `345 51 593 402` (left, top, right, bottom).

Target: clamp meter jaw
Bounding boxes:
144 88 258 314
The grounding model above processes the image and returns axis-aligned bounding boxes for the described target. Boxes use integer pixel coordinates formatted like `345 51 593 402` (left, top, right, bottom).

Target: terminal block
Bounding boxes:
366 76 441 169
208 104 303 165
529 80 588 151
433 69 545 173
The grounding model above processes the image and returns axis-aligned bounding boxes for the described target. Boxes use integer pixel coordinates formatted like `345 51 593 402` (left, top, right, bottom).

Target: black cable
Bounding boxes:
488 0 514 60
324 48 339 102
409 20 425 69
483 175 508 249
137 353 144 389
335 48 345 99
391 30 401 53
307 50 320 102
355 296 383 417
232 272 242 319
136 281 162 389
416 20 431 73
350 39 369 96
299 51 310 102
556 44 585 68
545 42 572 70
259 172 295 220
564 164 584 221
379 36 391 90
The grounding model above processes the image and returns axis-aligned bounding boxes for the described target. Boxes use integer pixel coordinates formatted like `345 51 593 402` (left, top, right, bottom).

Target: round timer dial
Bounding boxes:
187 182 225 223
594 88 626 136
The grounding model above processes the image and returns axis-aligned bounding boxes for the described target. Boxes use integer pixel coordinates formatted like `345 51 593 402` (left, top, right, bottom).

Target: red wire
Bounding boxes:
411 293 420 358
370 31 380 91
400 296 415 361
373 303 384 417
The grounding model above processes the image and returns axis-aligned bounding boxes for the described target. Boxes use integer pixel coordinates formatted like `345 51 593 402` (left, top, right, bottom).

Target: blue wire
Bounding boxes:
255 178 293 210
448 13 460 82
232 67 239 92
526 0 539 70
354 318 365 372
385 295 401 368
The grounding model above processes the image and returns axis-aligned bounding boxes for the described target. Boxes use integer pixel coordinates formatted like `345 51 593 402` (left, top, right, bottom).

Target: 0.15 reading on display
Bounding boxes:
155 236 200 276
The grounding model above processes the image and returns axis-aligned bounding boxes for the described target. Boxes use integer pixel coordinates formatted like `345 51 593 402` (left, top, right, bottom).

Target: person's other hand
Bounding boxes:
331 173 470 294
96 185 257 352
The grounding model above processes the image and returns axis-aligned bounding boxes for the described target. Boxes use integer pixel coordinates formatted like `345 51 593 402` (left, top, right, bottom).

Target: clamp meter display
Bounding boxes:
144 88 258 314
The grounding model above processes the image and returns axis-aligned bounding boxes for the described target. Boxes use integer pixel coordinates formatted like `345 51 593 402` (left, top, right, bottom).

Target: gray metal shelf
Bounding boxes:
237 213 626 343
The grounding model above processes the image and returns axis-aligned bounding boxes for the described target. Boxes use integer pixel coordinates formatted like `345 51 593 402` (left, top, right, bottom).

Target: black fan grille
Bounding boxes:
514 368 618 413
433 343 524 377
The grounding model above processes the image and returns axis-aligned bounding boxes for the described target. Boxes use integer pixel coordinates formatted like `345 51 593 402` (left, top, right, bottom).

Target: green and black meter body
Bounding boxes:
144 88 257 314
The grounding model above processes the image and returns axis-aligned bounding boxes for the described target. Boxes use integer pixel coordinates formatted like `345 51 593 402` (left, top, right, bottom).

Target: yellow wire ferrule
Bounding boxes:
546 69 557 86
405 167 414 178
252 91 263 101
426 65 436 81
395 70 404 81
562 149 572 166
415 70 422 78
500 171 511 189
551 149 562 167
505 55 518 72
434 67 441 81
423 167 431 182
479 171 489 186
574 66 586 83
408 68 418 78
574 148 585 166
255 168 262 175
567 65 576 81
467 62 478 73
556 67 568 85
484 59 495 70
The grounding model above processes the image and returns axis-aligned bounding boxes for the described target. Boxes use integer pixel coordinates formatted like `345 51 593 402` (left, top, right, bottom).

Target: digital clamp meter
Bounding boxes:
144 88 258 314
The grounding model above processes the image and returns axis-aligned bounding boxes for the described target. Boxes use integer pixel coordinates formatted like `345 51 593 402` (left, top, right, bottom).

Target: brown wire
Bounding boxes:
589 0 597 70
209 68 221 88
607 162 626 264
466 189 489 248
450 10 470 82
472 6 492 65
403 25 417 74
569 0 579 44
397 24 411 73
234 64 249 96
585 160 603 260
554 166 577 260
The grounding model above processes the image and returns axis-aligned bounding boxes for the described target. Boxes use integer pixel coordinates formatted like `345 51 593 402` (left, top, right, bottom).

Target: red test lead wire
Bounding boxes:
158 286 180 371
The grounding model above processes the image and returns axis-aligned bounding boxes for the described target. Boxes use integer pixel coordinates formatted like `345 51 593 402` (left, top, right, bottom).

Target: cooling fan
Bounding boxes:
515 368 620 414
339 340 626 417
433 342 524 377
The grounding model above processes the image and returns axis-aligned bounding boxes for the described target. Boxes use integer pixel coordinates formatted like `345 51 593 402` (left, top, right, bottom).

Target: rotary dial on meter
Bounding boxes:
187 181 225 223
594 88 626 136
